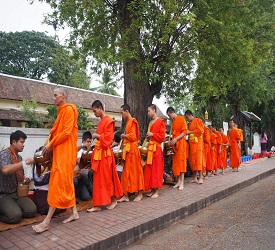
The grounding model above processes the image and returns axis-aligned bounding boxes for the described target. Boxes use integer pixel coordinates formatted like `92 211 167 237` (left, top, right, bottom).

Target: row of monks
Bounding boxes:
86 105 244 211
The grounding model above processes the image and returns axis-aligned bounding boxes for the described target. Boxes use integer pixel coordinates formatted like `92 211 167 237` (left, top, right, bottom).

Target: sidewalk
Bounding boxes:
1 157 275 250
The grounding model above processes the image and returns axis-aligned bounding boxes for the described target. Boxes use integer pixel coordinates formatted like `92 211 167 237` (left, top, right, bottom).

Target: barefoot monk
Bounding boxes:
166 107 188 190
87 100 123 212
118 104 144 202
144 104 166 198
32 87 79 233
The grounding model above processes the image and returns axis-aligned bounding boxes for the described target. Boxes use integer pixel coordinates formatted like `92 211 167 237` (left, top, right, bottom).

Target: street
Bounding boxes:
126 174 275 250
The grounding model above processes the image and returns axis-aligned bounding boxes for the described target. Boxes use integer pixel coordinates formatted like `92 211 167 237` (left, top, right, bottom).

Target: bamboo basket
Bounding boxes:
17 183 29 197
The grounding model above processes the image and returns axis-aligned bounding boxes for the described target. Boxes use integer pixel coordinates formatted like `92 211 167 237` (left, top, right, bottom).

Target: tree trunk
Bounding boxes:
123 62 154 140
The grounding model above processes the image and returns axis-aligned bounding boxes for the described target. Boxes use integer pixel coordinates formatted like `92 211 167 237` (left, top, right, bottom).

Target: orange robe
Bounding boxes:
220 134 229 169
188 118 204 171
92 116 123 206
121 118 144 194
144 118 166 191
48 103 78 209
203 126 212 172
229 128 241 168
210 132 217 171
215 131 223 170
171 116 188 176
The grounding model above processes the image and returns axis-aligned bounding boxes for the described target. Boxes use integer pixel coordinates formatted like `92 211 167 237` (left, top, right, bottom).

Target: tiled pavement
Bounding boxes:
1 157 275 250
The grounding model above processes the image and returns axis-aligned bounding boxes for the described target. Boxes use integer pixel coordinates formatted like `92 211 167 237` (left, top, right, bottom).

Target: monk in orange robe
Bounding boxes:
87 100 123 212
209 127 217 176
166 107 188 190
32 87 79 233
212 126 222 174
235 124 243 165
219 128 229 174
144 104 166 198
118 104 144 202
229 120 241 171
203 125 212 178
185 110 204 184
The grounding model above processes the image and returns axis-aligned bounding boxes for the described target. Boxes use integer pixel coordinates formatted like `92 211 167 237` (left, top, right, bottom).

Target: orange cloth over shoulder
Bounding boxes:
144 118 166 191
188 118 204 171
203 126 212 172
92 116 123 207
47 103 78 209
121 118 144 194
229 128 241 168
171 116 188 176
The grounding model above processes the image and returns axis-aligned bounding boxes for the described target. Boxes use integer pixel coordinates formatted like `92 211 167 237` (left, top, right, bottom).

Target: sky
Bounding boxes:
0 0 168 114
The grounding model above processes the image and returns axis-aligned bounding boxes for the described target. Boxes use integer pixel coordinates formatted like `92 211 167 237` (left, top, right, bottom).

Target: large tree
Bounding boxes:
192 0 275 128
36 0 197 136
0 31 90 89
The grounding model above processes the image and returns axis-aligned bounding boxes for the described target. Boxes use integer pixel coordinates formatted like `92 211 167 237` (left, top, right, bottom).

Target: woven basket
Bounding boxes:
17 183 29 197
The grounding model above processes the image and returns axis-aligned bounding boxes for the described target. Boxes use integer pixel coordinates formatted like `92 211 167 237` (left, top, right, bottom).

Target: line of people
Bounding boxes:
0 87 243 233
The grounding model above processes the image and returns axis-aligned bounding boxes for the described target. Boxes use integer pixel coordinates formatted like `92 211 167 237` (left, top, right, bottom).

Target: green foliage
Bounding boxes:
21 98 44 128
0 31 90 89
45 105 58 127
76 106 94 130
90 69 120 96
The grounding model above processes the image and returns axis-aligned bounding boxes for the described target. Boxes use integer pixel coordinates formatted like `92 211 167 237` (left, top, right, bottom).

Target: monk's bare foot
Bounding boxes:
63 213 79 224
209 173 214 177
107 200 117 210
198 179 203 184
146 192 154 197
173 183 180 189
32 222 49 233
221 170 225 175
133 194 143 202
151 192 159 198
87 207 101 212
178 185 184 190
118 196 129 202
204 176 208 179
190 179 198 183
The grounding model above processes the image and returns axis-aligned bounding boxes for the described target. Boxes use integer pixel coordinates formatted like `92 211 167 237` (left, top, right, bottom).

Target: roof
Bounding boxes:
0 73 167 120
241 111 261 122
231 111 261 123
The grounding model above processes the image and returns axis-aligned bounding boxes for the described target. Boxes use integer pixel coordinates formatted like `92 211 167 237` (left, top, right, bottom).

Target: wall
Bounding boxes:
0 126 83 159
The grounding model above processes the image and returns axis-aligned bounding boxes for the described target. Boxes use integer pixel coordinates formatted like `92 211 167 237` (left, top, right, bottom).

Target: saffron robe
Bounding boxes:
188 118 204 171
203 126 212 172
144 118 166 191
210 132 217 171
215 131 223 170
92 116 123 206
229 128 241 168
48 103 78 209
220 133 229 169
121 118 144 194
171 116 188 176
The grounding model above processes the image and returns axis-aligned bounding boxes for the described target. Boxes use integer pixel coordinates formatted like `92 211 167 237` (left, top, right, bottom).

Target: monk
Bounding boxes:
32 87 79 233
87 100 123 212
219 128 229 174
212 126 222 175
184 110 204 184
228 119 241 171
209 126 217 177
203 124 212 178
166 107 188 190
118 104 144 202
144 104 166 198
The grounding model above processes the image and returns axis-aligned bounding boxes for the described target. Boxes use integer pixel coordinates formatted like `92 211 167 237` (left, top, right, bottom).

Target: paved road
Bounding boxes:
126 174 275 250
